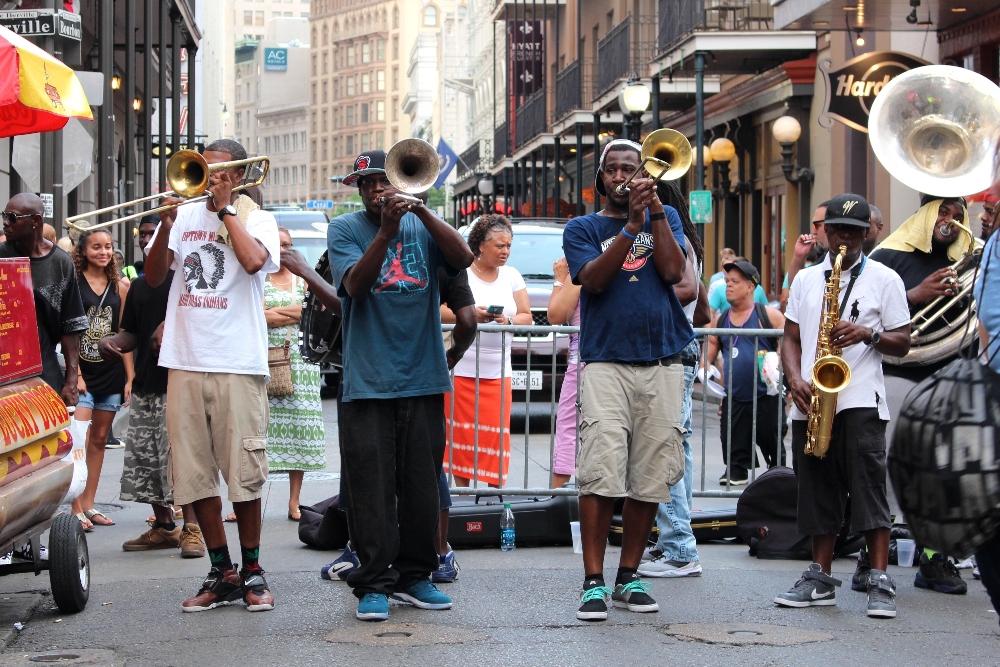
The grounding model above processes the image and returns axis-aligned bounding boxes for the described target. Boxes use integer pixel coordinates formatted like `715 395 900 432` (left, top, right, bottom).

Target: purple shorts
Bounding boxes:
552 360 583 476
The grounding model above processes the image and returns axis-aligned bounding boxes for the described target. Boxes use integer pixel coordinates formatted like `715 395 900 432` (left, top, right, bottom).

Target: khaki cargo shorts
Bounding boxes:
576 361 686 503
165 369 270 505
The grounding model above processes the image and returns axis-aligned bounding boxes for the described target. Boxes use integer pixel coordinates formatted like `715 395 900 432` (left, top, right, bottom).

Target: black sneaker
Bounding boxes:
852 547 872 591
718 467 749 487
182 566 243 612
914 553 967 594
576 578 611 622
612 573 659 613
774 563 841 607
867 569 897 618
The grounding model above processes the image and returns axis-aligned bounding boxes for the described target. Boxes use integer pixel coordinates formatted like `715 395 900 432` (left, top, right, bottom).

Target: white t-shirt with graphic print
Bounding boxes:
149 203 280 377
785 253 910 421
453 264 526 380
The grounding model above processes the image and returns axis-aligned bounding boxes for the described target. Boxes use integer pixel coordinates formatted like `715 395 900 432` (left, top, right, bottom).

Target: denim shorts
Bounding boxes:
438 469 452 510
77 390 123 413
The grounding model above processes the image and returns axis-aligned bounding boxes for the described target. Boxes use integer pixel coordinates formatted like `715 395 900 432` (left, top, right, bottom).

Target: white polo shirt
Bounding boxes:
786 253 910 421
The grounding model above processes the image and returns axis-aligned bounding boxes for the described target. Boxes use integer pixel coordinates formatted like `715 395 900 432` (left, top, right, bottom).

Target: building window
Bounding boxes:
235 112 242 130
322 52 328 74
347 45 355 66
311 112 316 133
392 67 398 90
392 128 398 143
322 110 327 132
311 83 316 104
284 134 290 152
393 6 399 28
300 166 306 184
423 5 437 26
361 73 370 93
322 81 327 102
300 131 306 148
243 10 253 25
361 133 369 152
311 140 317 161
293 133 298 151
392 36 398 60
377 39 385 61
322 139 328 161
362 42 370 63
346 135 354 154
311 54 316 76
376 100 385 121
282 167 288 185
346 76 355 95
264 137 271 153
346 106 354 125
361 103 369 123
376 130 384 148
311 168 316 188
376 70 385 91
255 11 264 25
392 97 398 121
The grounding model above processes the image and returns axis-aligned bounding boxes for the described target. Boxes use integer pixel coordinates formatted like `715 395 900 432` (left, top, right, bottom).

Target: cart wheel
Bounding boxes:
48 513 90 613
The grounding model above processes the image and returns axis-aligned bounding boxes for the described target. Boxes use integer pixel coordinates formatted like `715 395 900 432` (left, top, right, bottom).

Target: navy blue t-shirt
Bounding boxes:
563 208 695 363
327 210 452 401
718 306 775 401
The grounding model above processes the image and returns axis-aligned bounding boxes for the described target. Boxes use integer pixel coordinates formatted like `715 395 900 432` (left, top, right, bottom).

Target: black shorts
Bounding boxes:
792 408 890 536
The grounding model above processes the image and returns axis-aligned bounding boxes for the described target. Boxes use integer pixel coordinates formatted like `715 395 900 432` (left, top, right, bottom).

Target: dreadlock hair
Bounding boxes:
73 228 120 294
466 214 513 257
656 180 704 268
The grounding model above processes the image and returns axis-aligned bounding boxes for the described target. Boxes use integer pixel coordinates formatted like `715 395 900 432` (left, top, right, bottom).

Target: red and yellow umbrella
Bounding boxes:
0 24 92 138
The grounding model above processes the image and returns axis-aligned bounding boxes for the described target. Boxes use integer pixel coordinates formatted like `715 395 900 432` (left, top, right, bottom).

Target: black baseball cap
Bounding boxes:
824 193 870 228
723 260 760 287
343 150 387 186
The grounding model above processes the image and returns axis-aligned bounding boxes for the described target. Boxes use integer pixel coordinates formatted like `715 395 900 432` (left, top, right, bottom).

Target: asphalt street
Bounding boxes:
0 395 997 667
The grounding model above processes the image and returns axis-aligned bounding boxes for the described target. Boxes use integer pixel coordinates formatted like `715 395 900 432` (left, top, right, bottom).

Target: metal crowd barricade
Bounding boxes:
442 323 785 499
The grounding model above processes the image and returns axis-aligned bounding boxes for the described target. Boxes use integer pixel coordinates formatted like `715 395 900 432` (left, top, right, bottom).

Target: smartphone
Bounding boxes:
486 305 505 315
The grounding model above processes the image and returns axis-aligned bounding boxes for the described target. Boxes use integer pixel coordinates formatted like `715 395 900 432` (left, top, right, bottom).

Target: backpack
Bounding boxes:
299 251 343 368
298 495 350 550
718 302 774 332
736 466 860 559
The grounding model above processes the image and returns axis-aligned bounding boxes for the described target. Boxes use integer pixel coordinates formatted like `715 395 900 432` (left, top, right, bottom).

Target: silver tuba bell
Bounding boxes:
868 65 1000 365
376 138 440 205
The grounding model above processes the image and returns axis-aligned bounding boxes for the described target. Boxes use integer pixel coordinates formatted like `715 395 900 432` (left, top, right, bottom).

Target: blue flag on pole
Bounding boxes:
434 139 459 189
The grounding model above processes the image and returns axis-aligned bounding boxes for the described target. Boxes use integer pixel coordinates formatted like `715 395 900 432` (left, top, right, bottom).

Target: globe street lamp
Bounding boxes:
619 77 651 143
772 115 813 184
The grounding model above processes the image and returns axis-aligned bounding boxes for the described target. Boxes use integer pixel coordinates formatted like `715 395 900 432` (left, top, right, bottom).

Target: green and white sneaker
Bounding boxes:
867 569 897 618
612 576 659 613
774 563 841 607
577 579 612 621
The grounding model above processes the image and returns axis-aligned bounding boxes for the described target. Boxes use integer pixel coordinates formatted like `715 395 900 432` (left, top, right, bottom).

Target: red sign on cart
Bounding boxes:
0 258 43 385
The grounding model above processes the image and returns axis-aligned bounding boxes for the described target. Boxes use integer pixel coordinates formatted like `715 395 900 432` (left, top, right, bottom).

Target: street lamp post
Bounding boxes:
619 77 651 143
773 115 814 235
478 175 494 215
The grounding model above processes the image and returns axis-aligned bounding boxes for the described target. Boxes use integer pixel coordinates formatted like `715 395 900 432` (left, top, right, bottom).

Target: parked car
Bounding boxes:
266 209 329 231
459 218 570 426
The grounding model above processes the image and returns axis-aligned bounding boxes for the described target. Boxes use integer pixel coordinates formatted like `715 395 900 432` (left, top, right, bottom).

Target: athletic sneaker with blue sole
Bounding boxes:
391 580 453 610
321 544 359 581
356 593 389 621
431 551 460 583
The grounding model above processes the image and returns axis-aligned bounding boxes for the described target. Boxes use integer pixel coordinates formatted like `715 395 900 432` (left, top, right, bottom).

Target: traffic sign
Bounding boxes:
689 190 712 224
306 200 334 210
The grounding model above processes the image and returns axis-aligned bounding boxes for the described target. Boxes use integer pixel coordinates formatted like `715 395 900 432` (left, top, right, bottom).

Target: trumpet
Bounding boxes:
615 128 693 195
65 151 269 233
375 138 439 206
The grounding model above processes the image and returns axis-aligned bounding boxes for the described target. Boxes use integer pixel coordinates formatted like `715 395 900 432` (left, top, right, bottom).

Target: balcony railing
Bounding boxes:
494 120 510 166
594 15 658 101
456 141 481 181
514 88 546 148
658 0 773 54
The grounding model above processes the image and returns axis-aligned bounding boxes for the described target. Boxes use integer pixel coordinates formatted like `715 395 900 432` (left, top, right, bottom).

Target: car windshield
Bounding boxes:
286 234 327 269
507 232 564 279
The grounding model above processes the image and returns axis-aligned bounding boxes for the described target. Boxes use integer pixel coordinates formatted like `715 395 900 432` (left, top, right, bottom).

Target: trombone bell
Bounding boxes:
615 128 693 195
378 138 439 205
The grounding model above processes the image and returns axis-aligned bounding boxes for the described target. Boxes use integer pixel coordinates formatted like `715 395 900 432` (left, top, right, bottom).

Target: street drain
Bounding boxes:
666 623 833 646
326 622 485 647
29 656 81 663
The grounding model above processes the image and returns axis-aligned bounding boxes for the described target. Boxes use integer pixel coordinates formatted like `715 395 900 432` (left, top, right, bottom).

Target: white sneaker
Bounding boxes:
641 547 663 563
637 556 703 578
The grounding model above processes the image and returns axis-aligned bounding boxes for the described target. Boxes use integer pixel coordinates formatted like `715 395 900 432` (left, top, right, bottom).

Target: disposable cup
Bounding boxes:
570 521 582 554
896 538 916 567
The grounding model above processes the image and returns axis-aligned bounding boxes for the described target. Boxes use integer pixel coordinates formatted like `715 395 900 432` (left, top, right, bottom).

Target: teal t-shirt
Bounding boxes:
327 210 453 401
709 281 769 311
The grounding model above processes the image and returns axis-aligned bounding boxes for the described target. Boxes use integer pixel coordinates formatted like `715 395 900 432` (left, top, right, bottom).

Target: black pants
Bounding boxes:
719 394 786 473
338 394 445 598
977 532 1000 628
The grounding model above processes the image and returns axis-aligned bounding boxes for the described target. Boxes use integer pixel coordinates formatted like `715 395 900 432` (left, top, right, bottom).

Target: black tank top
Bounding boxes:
78 275 127 396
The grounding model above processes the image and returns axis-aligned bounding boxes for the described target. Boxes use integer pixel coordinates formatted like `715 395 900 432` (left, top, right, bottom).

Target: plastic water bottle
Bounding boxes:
500 503 516 551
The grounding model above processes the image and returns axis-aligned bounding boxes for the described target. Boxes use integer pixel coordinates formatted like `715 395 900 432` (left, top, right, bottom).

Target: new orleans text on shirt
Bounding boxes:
600 231 653 272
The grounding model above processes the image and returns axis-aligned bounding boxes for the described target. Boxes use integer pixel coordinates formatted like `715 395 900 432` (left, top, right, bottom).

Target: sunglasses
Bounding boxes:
2 211 35 225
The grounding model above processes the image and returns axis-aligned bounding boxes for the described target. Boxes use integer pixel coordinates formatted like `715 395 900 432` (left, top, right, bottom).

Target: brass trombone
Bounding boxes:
65 150 270 233
375 138 440 206
615 128 693 195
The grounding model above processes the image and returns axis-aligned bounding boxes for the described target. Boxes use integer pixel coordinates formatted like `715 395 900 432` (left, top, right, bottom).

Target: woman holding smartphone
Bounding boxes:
441 215 532 487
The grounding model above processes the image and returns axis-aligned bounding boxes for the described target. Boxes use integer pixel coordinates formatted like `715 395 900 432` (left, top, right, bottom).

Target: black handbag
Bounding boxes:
297 495 350 550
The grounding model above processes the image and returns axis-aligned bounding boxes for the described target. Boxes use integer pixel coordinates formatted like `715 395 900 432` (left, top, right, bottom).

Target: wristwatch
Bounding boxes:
866 329 881 347
217 204 237 221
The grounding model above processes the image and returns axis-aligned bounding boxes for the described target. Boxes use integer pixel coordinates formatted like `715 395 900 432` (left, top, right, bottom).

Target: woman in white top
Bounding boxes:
442 215 532 486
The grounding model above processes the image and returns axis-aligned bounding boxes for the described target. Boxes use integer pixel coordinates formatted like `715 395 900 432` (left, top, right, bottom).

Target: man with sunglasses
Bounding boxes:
0 193 88 406
780 201 830 312
778 193 910 618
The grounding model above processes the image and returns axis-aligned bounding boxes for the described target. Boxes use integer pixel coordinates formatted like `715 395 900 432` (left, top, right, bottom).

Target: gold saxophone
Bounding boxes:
804 245 853 458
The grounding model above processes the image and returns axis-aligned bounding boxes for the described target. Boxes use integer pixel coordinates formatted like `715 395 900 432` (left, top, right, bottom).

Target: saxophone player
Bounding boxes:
776 194 911 618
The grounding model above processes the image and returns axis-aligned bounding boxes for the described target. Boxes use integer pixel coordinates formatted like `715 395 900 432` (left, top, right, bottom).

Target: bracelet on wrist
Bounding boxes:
553 281 564 288
650 211 667 221
621 228 637 240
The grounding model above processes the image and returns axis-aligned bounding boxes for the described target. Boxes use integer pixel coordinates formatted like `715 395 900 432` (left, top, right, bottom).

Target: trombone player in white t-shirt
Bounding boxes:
776 193 911 619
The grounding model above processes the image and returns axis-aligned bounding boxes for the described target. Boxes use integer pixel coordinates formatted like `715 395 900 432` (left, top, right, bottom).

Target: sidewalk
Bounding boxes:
0 398 996 666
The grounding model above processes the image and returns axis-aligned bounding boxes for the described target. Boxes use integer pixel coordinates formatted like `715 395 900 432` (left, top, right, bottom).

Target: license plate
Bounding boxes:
511 370 542 391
